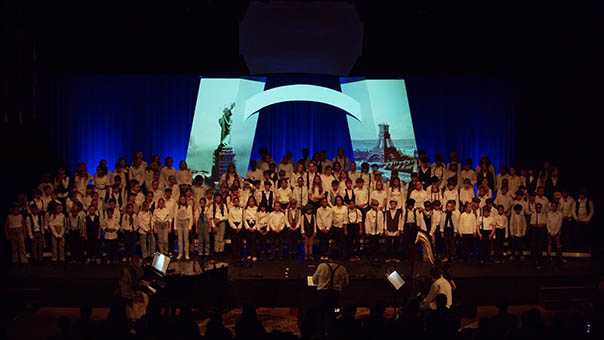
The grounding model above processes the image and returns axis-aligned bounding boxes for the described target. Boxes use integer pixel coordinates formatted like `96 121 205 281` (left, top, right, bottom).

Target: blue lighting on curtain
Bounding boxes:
40 74 200 172
405 77 515 169
250 75 354 165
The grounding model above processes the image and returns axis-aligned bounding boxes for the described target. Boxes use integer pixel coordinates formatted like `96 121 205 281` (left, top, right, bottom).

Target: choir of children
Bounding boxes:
5 151 594 266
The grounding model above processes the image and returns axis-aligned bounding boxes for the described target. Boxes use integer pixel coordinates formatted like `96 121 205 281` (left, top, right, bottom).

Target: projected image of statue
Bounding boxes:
212 102 237 183
219 103 235 147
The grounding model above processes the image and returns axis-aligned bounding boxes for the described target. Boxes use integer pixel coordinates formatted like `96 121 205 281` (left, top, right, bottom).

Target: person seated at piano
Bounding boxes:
118 255 150 321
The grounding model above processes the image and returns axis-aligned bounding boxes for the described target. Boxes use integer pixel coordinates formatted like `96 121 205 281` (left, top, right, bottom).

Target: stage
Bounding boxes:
1 258 600 313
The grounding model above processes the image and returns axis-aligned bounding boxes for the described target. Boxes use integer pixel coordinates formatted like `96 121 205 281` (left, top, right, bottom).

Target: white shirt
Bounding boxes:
244 206 258 230
278 162 294 179
206 203 228 225
316 206 334 231
458 212 477 235
138 211 152 234
331 205 348 228
494 192 513 214
496 173 510 192
459 187 475 206
153 207 171 224
547 210 563 235
246 168 264 182
103 215 120 240
276 187 293 204
129 165 146 186
161 166 177 186
428 190 442 203
348 170 360 184
164 197 177 221
439 210 461 233
344 208 363 224
535 195 550 213
228 206 244 229
460 169 477 186
425 277 453 309
387 187 405 209
409 189 428 209
365 209 384 235
292 186 309 207
321 174 338 193
176 169 193 186
353 187 369 207
256 210 270 231
175 204 193 224
48 214 66 238
26 213 43 235
559 196 575 219
370 189 388 210
192 184 206 200
120 213 138 232
332 156 351 171
268 211 286 232
509 213 527 237
442 189 459 208
530 211 547 226
572 198 594 223
494 213 508 237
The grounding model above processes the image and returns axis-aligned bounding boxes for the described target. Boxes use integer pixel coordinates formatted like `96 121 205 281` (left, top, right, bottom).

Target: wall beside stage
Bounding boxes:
38 74 514 175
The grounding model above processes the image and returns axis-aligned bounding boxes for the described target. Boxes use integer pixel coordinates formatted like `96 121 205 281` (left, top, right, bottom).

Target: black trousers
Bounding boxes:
318 229 330 256
245 229 257 257
494 229 506 259
105 238 118 262
124 231 137 258
510 236 524 257
86 233 99 259
257 231 270 256
231 227 244 258
68 232 83 261
529 226 546 261
461 234 475 261
560 218 572 252
478 230 491 261
367 234 380 258
442 228 455 258
346 223 361 258
385 235 399 257
271 230 286 256
332 228 345 256
286 229 299 255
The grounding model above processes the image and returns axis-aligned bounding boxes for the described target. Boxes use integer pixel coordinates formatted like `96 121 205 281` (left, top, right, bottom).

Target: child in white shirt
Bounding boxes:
344 200 363 261
228 196 244 260
459 179 475 209
547 202 564 262
458 203 478 262
268 202 287 260
316 198 333 260
477 206 496 263
103 208 120 263
494 205 508 262
176 160 193 186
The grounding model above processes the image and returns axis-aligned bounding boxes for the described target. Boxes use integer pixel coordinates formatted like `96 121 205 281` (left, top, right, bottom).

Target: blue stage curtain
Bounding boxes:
39 74 199 172
405 77 515 170
249 75 354 165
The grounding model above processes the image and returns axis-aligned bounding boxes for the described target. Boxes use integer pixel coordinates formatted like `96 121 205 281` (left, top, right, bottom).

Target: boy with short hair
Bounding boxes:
385 199 404 263
494 205 508 262
26 204 45 263
529 203 547 264
509 204 527 261
365 199 384 262
477 206 496 264
458 203 478 262
269 202 287 260
546 202 564 262
439 200 459 262
344 200 363 261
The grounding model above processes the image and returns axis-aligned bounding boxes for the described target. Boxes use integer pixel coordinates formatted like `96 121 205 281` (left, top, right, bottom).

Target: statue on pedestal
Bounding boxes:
218 103 235 148
212 102 236 183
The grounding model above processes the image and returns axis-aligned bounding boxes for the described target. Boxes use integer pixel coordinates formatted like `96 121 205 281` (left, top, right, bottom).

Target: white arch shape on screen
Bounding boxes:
243 84 362 121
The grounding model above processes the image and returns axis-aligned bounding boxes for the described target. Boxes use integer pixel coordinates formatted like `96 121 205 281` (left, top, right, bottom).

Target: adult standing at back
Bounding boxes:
312 247 350 335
